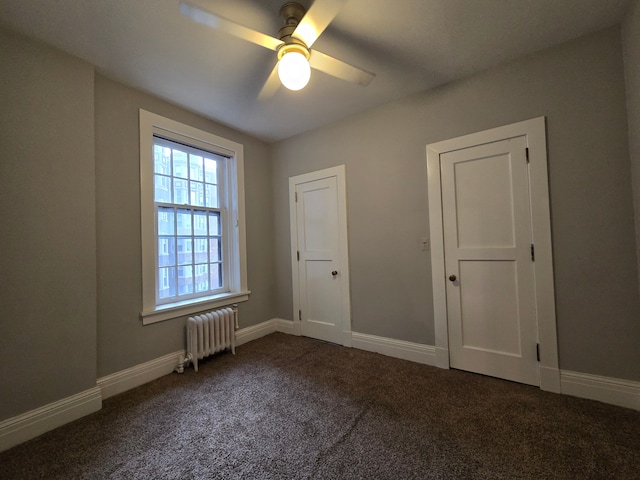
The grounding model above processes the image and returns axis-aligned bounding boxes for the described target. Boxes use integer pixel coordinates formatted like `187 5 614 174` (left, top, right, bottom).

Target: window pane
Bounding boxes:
195 263 209 293
194 237 208 263
177 209 191 235
194 211 207 236
210 263 222 289
209 212 220 235
154 175 172 203
190 154 203 181
154 145 171 174
178 266 193 295
158 267 176 299
173 150 188 178
157 208 175 235
190 181 205 207
204 158 217 184
209 237 221 262
206 184 219 208
174 179 188 205
177 237 192 265
158 237 175 267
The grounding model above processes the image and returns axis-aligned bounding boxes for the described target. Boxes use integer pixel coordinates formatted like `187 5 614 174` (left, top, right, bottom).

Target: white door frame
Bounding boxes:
426 117 561 393
289 165 352 346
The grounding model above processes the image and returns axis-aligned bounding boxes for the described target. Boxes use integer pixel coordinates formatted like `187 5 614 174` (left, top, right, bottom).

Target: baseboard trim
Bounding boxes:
0 386 102 453
236 321 436 366
560 370 640 411
97 350 185 400
351 332 437 366
275 318 301 336
236 319 278 346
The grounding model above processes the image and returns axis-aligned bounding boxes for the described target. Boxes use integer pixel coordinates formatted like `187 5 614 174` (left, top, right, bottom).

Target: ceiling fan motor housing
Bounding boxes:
277 2 309 59
280 2 306 27
277 42 309 61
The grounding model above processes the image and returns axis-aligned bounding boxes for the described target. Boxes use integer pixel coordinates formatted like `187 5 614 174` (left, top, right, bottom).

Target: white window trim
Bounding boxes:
139 109 249 325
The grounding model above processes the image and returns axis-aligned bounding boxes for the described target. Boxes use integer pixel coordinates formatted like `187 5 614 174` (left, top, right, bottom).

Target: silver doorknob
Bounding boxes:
449 274 457 282
332 271 338 276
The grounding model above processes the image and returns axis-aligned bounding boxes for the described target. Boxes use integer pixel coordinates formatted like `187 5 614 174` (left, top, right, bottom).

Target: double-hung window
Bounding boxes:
139 110 249 325
154 136 226 302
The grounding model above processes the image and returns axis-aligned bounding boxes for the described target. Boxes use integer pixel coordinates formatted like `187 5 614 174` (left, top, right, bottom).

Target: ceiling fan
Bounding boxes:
179 0 375 97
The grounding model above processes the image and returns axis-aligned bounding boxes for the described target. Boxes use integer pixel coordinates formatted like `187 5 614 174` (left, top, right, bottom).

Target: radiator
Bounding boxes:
176 305 238 373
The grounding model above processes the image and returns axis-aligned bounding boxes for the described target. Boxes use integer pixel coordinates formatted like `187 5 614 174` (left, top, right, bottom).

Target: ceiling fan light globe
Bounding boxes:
278 51 311 91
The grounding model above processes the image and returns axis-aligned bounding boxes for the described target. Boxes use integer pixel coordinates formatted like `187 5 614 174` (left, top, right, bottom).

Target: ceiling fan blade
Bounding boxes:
179 1 284 51
309 50 375 86
292 0 346 48
257 63 281 101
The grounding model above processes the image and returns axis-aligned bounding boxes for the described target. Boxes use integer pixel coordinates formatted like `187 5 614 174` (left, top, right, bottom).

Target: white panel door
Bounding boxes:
441 136 539 385
291 167 350 345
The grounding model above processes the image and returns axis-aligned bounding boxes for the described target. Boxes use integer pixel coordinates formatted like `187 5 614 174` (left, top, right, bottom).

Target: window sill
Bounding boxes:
140 290 250 325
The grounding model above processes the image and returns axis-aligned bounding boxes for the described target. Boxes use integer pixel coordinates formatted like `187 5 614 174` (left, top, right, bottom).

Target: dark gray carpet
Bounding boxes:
1 333 639 479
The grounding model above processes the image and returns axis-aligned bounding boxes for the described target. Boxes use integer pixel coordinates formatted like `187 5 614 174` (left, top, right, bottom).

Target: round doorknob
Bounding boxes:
332 271 338 276
449 274 457 282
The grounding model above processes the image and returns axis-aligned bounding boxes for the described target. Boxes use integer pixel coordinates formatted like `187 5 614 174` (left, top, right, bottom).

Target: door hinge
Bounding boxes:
536 343 540 362
295 191 298 202
531 244 535 262
298 310 302 321
297 251 300 261
525 147 530 163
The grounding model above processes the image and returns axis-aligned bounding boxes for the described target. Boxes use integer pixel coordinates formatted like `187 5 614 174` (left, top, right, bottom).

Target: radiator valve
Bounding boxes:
175 353 193 374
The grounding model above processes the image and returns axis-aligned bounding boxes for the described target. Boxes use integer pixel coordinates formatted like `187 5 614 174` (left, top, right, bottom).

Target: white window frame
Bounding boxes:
139 109 249 325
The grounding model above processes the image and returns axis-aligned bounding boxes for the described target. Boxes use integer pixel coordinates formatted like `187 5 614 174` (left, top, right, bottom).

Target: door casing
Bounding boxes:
426 117 561 392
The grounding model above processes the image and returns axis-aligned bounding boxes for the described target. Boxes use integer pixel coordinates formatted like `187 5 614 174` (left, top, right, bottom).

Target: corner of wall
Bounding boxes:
622 0 640 295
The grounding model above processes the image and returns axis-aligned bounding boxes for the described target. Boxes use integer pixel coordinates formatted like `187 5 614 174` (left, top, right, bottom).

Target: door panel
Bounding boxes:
458 260 520 355
441 136 539 385
301 186 334 252
454 153 515 248
304 258 341 338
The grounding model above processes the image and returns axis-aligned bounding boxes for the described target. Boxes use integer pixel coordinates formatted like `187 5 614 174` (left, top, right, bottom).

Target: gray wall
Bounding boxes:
0 28 97 419
623 0 640 292
95 75 275 377
0 25 275 423
271 26 640 382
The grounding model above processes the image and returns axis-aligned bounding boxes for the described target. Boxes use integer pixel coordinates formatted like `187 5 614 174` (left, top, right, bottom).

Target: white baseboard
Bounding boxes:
235 318 300 346
560 370 640 411
236 319 278 346
97 350 185 400
275 318 301 336
249 321 436 367
0 386 102 453
351 332 437 366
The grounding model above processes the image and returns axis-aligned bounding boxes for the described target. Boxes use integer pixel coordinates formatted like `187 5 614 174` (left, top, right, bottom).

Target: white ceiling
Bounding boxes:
0 0 633 142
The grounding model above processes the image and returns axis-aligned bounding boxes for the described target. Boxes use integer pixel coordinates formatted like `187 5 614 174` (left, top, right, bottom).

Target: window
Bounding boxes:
139 110 249 325
154 138 225 302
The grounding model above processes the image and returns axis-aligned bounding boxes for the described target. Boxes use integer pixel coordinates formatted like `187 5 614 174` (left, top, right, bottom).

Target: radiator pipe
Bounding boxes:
175 352 193 374
232 304 239 330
